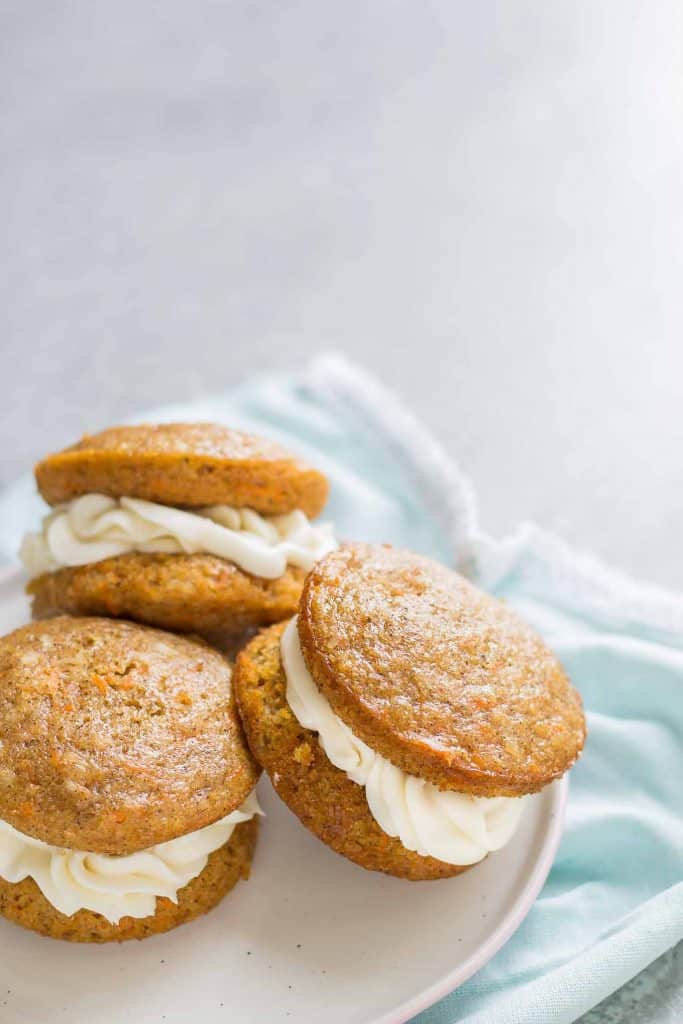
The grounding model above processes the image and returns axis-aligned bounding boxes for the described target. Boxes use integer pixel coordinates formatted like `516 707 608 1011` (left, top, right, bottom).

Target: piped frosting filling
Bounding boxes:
20 494 337 580
0 791 262 924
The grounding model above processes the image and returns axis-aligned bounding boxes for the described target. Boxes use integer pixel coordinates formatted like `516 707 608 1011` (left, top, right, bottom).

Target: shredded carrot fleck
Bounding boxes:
90 674 108 694
18 801 34 818
111 678 135 691
112 810 126 823
43 671 61 692
177 690 193 706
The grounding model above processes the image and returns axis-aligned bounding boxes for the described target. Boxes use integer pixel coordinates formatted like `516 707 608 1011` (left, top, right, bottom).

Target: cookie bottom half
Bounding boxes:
28 553 305 636
0 818 258 942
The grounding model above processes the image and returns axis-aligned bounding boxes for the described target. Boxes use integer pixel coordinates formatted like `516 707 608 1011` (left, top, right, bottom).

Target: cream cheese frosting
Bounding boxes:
0 791 262 924
281 618 527 866
20 493 337 580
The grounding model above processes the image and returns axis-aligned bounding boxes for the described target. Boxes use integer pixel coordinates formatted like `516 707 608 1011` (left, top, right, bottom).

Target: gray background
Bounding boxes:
1 2 681 1021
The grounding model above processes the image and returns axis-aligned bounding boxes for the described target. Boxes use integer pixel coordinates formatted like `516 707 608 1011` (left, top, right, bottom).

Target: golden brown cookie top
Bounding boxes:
298 544 585 797
35 422 329 516
0 617 260 854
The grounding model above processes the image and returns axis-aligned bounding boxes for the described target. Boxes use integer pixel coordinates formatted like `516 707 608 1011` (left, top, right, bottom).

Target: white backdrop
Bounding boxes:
2 2 682 590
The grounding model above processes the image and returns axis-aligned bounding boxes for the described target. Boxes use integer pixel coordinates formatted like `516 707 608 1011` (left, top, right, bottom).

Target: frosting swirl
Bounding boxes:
281 618 527 865
20 494 337 580
0 791 261 924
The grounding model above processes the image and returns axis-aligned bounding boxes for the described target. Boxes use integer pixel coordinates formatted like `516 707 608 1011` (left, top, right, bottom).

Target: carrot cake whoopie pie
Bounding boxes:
20 423 336 636
0 616 261 941
235 543 586 881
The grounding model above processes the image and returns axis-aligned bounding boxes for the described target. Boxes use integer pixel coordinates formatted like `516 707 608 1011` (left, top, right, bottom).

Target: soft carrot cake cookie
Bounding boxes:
0 616 261 941
235 544 585 880
20 423 336 635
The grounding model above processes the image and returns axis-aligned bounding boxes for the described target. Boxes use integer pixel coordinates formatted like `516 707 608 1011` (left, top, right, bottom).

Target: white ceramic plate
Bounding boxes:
0 567 567 1024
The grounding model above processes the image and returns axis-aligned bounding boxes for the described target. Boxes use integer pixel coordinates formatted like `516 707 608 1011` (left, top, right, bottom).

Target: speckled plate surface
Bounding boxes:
0 567 567 1024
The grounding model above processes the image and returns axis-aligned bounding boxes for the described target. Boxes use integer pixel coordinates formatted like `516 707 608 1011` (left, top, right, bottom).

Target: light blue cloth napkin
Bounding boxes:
1 355 681 1024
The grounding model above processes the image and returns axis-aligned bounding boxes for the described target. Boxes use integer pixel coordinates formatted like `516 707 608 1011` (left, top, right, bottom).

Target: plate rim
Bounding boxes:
0 563 568 1024
370 774 568 1024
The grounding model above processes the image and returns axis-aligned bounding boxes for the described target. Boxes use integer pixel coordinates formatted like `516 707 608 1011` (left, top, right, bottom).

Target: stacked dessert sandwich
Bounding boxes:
21 423 335 637
235 544 585 879
0 422 585 944
0 617 260 941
